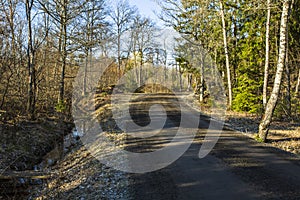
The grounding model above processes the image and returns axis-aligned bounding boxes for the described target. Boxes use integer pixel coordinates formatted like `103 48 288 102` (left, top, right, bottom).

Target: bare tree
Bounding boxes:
25 0 37 119
75 0 109 95
38 0 83 103
0 0 18 110
130 16 157 86
25 0 51 119
109 0 137 78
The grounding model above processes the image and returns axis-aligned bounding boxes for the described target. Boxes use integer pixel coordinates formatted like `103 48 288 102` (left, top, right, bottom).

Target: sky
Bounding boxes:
127 0 179 48
127 0 181 65
128 0 161 22
121 0 180 65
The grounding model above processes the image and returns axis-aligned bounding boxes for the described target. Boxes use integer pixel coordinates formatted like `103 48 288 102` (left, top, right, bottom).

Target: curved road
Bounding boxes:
119 94 300 200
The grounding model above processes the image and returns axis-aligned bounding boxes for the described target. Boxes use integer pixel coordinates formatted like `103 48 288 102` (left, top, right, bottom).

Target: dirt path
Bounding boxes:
124 94 300 200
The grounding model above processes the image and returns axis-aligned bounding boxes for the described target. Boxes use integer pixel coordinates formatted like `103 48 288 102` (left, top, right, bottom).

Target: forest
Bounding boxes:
0 0 299 142
1 0 300 199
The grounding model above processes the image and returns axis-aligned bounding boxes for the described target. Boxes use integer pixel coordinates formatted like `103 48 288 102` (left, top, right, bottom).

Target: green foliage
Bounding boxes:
163 0 300 119
231 4 265 114
55 100 66 113
232 93 262 113
254 134 264 143
100 91 108 97
232 74 263 113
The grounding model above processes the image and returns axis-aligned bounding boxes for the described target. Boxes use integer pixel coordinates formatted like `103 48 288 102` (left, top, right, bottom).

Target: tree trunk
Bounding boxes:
59 0 67 103
295 68 300 95
258 0 291 142
200 54 205 102
117 28 121 79
0 70 13 110
187 74 192 92
285 23 291 118
139 50 143 86
220 1 232 108
179 65 183 92
263 0 271 108
83 54 88 95
26 0 36 120
83 11 90 96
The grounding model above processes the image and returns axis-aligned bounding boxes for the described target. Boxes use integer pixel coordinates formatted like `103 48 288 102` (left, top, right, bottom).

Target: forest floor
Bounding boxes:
0 117 73 172
0 116 73 199
226 112 300 155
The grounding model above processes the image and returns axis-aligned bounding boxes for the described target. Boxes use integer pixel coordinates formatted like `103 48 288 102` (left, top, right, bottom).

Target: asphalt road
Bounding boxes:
119 94 300 200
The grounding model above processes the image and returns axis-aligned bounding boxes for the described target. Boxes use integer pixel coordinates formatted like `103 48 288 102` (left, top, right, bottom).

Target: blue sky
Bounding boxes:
127 0 179 64
128 0 161 23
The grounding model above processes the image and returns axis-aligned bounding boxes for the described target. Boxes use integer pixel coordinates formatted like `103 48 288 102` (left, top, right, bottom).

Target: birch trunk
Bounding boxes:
258 0 291 142
220 1 232 108
295 68 300 95
263 0 271 108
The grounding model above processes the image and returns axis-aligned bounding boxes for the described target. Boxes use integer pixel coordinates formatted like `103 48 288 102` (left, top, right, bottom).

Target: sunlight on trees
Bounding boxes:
0 0 299 142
